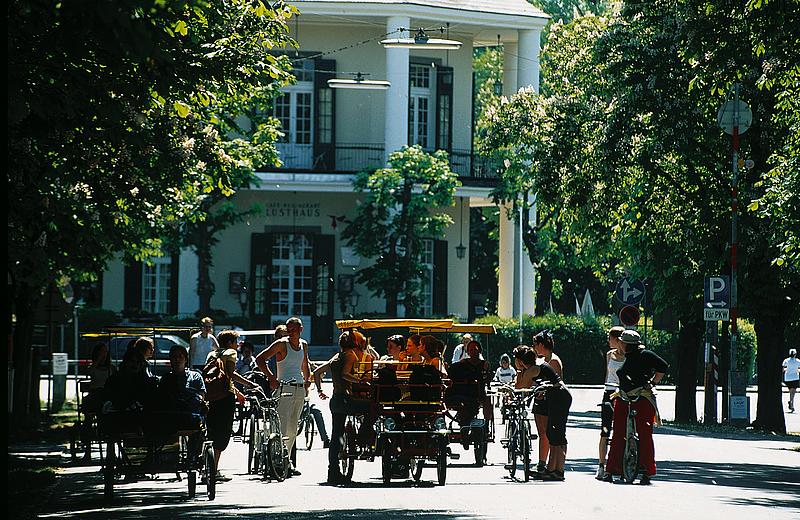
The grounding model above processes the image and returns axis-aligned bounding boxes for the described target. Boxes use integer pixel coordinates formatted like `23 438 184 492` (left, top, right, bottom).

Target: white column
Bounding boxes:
385 16 410 162
502 41 518 97
497 203 516 318
178 248 199 316
517 29 541 93
518 29 541 317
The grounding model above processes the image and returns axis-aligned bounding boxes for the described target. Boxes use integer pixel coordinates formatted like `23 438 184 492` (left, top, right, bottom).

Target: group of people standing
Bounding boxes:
83 315 672 487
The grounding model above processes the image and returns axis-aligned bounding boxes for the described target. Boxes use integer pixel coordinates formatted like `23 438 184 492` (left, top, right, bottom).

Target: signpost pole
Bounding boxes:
730 84 740 422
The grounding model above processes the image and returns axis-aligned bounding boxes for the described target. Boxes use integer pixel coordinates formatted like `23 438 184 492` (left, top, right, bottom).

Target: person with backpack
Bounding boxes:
203 329 258 483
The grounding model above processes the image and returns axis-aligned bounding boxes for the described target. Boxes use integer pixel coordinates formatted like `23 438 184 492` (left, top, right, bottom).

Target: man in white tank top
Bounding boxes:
255 317 310 476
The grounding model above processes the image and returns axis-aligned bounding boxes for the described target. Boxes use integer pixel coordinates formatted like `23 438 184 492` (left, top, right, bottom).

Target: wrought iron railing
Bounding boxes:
271 143 500 182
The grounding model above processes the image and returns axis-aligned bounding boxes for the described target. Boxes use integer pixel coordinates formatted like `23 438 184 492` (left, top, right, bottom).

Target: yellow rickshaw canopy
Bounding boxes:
411 323 496 334
335 319 454 330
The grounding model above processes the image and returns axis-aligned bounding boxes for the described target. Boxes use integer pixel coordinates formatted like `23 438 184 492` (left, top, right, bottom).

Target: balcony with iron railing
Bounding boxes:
271 142 501 185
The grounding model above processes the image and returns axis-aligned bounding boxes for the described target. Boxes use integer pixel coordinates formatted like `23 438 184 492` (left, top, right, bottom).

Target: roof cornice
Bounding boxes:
291 1 549 30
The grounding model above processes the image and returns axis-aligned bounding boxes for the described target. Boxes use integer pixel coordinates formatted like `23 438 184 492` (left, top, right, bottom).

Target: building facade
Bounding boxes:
101 0 547 344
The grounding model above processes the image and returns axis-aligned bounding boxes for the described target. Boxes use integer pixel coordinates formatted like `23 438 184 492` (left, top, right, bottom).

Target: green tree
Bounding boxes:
342 146 460 316
7 0 295 424
483 1 799 430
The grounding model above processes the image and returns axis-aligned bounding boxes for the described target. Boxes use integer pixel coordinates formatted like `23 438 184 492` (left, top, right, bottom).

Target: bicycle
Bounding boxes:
297 399 317 450
616 388 643 484
243 384 289 482
500 386 536 482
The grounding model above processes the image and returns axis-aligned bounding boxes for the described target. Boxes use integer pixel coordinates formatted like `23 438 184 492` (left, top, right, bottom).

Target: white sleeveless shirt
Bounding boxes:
605 356 625 391
277 339 305 383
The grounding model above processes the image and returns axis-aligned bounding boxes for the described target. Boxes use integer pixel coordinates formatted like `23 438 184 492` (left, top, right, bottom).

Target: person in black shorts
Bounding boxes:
514 345 572 482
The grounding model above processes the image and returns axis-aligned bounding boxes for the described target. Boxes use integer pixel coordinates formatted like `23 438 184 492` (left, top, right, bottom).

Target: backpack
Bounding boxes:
203 352 230 402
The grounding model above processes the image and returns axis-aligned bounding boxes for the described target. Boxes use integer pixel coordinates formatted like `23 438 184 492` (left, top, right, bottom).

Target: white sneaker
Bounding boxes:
595 465 606 481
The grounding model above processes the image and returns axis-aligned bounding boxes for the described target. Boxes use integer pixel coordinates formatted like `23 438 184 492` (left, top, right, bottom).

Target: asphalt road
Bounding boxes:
29 385 799 520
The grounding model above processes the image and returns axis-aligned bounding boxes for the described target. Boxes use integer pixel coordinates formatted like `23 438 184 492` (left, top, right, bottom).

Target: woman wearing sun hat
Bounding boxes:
604 329 668 485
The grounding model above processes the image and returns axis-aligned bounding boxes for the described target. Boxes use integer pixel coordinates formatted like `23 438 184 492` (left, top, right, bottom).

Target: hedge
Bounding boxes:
475 314 758 385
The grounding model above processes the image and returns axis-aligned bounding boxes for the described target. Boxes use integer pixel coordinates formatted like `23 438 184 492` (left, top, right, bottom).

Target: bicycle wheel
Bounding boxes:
187 470 196 498
436 439 447 486
381 441 393 484
204 444 216 501
506 421 518 479
521 421 531 482
103 440 116 499
411 457 424 482
247 414 259 474
267 435 288 482
341 419 356 481
622 434 639 483
304 416 315 450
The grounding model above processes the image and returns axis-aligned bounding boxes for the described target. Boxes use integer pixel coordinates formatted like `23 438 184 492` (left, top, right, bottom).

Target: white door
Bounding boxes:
271 233 313 342
274 88 313 169
409 64 433 149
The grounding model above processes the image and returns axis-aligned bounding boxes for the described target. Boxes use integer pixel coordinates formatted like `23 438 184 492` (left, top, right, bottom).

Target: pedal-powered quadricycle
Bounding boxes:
412 322 497 467
335 319 453 485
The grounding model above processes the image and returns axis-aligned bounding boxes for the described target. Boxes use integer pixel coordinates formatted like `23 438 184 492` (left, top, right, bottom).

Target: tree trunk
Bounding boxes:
674 313 703 423
11 286 41 428
536 269 553 315
752 314 787 434
196 231 214 315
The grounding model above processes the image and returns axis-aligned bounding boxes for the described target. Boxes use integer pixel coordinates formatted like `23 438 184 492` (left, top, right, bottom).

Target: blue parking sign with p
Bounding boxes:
704 276 730 308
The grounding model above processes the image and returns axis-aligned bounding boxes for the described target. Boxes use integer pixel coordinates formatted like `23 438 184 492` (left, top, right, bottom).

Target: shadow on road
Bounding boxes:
566 412 800 442
566 456 800 509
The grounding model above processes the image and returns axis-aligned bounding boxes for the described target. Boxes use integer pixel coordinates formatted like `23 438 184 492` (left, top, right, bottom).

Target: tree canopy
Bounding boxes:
7 0 296 422
481 0 799 431
342 146 459 316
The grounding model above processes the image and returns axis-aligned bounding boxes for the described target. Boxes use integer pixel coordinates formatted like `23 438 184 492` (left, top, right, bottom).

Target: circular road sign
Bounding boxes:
619 305 641 327
717 100 752 135
615 278 646 306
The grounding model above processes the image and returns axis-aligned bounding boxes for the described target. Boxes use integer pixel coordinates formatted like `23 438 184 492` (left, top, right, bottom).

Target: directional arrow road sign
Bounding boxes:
615 278 645 306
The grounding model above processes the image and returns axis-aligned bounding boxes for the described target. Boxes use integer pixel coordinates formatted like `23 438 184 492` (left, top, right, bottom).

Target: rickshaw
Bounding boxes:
72 327 197 462
411 323 497 468
335 319 455 485
100 410 215 500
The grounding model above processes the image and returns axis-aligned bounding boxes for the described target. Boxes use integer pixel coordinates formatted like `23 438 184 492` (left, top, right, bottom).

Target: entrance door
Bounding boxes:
270 233 313 341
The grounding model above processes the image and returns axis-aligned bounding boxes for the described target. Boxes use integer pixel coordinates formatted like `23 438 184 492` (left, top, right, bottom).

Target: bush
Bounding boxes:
476 314 609 384
475 314 758 385
77 307 121 331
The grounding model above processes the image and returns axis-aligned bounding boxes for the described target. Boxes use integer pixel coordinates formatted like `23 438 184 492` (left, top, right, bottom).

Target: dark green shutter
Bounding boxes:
433 239 448 316
313 58 336 171
250 233 274 328
169 253 179 315
312 234 335 344
436 66 453 151
124 262 143 311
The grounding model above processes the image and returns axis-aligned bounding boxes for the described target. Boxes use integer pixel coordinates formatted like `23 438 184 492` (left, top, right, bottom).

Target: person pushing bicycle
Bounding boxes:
603 329 668 485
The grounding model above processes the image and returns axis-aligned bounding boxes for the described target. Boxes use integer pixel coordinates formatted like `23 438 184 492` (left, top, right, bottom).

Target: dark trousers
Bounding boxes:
328 395 348 477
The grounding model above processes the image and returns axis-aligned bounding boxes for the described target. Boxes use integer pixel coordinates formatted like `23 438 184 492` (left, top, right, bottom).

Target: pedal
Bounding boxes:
449 452 460 460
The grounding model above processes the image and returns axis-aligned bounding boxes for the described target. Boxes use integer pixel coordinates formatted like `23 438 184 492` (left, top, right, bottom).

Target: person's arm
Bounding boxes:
451 345 461 365
255 340 283 389
313 357 334 399
301 342 312 389
549 356 563 378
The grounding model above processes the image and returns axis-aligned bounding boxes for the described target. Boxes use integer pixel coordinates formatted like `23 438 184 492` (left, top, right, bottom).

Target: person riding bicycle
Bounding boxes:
513 344 572 482
603 329 668 485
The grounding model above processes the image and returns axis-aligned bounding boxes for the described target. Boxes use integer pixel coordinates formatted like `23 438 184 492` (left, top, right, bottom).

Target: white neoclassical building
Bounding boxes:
100 0 546 345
